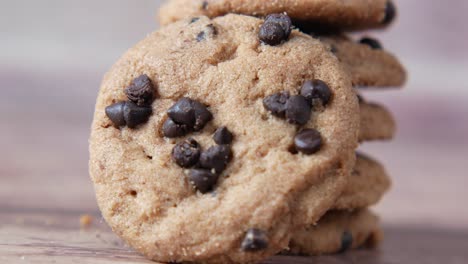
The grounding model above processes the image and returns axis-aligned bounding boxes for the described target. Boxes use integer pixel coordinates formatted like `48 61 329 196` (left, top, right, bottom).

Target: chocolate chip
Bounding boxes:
167 98 212 131
294 129 322 154
259 13 292 46
213 127 233 145
123 101 152 128
383 1 396 25
263 91 290 118
201 1 208 10
300 80 332 107
196 24 218 42
168 98 196 127
190 17 200 24
199 145 232 173
330 44 338 54
339 231 353 253
172 138 201 168
196 32 206 42
105 101 127 127
241 228 268 251
359 37 383 50
285 95 311 125
188 168 218 193
125 74 155 106
192 100 213 131
162 118 189 138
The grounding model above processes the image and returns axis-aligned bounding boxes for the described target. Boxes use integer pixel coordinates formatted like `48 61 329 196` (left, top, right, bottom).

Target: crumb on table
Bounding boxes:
80 214 94 228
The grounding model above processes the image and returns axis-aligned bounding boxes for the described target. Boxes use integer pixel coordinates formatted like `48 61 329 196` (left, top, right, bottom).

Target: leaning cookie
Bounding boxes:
90 14 359 263
321 35 407 87
359 100 396 142
159 0 397 31
287 210 382 255
334 153 391 210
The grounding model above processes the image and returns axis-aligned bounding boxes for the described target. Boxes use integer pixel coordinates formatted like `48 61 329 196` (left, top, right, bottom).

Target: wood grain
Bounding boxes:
2 209 468 264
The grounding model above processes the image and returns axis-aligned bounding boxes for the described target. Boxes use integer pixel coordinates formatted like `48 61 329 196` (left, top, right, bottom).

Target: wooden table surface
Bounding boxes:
1 0 468 263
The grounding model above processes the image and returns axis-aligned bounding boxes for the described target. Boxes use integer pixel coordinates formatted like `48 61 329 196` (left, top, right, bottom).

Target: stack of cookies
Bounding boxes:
89 1 406 263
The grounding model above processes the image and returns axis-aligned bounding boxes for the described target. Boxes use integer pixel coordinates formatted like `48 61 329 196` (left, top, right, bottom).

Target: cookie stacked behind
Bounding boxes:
157 0 406 258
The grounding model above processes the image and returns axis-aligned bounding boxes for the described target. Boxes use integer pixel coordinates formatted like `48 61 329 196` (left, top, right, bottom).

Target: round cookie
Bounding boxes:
334 152 391 210
89 14 359 264
321 35 407 87
158 0 397 31
359 100 396 142
287 210 382 255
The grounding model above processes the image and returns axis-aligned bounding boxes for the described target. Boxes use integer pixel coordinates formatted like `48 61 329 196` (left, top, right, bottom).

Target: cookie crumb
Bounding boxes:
80 214 94 228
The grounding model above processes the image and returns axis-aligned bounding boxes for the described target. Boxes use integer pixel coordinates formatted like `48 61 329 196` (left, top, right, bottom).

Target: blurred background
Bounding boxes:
1 0 467 231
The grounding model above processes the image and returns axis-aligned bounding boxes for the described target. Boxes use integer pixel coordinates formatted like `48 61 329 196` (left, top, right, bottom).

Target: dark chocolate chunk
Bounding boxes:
241 228 268 251
285 95 311 125
172 138 201 168
263 91 290 118
188 168 219 193
123 101 152 128
192 100 213 131
196 31 207 42
168 98 196 127
162 118 189 138
259 13 292 46
330 44 338 54
125 74 155 106
383 1 396 25
265 13 293 35
359 37 383 50
196 24 218 42
201 1 208 10
300 80 332 107
294 129 322 154
213 127 233 145
199 145 232 173
105 101 127 127
339 231 353 253
190 17 200 24
167 98 212 131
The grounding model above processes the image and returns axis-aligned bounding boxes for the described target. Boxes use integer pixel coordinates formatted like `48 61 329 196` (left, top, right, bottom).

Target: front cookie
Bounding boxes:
90 14 359 263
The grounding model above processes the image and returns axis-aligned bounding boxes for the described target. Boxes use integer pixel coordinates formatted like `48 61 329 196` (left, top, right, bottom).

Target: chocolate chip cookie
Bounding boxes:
159 0 397 31
334 152 391 210
287 153 389 254
359 100 396 142
287 209 382 255
90 14 359 263
321 35 407 87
